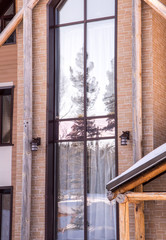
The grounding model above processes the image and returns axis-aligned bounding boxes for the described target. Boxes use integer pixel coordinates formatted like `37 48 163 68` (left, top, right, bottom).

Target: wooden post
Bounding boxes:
134 185 145 240
21 1 32 240
144 0 166 20
120 202 130 240
134 202 145 240
132 0 142 163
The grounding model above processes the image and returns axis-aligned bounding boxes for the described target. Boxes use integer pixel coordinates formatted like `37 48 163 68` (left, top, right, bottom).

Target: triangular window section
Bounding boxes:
0 0 15 44
50 0 117 239
56 0 84 24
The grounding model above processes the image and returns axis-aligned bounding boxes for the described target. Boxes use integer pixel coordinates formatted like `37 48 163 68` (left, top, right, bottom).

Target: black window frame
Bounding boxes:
0 86 14 146
0 0 16 45
46 1 118 239
0 186 13 240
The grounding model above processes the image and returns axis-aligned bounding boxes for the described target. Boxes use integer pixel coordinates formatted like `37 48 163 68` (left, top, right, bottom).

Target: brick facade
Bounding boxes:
0 0 166 239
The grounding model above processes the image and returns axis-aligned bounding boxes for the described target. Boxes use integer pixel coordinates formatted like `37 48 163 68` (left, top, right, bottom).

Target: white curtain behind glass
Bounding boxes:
87 140 116 240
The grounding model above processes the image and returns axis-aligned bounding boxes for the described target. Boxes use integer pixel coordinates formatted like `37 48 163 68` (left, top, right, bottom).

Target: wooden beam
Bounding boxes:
0 8 24 47
134 185 145 240
21 1 32 239
144 0 166 20
108 161 166 200
132 0 142 163
116 192 166 203
127 192 166 201
0 0 40 47
120 202 130 240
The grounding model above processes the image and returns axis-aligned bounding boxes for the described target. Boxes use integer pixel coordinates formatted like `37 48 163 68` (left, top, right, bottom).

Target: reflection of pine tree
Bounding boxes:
103 59 115 114
70 48 99 116
102 118 115 132
68 48 99 139
67 119 99 139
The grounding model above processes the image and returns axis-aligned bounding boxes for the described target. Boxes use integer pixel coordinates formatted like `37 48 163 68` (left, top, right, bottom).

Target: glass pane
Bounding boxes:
2 95 11 143
58 142 84 239
59 120 84 140
87 20 115 116
87 0 115 19
87 118 115 138
4 3 14 15
1 194 11 240
4 21 15 43
57 0 84 24
87 140 116 240
57 24 84 119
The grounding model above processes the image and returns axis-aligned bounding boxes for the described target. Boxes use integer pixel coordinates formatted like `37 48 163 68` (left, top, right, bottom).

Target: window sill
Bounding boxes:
0 144 14 147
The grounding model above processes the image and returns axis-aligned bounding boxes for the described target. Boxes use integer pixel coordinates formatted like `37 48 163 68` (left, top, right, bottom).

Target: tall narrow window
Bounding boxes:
48 0 117 239
0 187 13 240
0 87 14 145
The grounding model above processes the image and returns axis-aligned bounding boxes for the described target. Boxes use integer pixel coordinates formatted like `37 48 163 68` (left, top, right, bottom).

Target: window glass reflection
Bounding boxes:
87 20 115 116
57 0 84 24
58 24 84 119
1 194 11 240
58 142 84 239
2 95 11 143
4 3 14 15
87 140 116 240
87 0 115 19
87 118 115 138
59 120 84 140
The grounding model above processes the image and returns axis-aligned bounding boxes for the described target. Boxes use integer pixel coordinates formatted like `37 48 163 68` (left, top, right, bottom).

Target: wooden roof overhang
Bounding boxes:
106 144 166 240
107 144 166 200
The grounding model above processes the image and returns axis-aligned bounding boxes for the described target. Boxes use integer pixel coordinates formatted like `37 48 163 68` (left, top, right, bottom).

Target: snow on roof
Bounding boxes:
106 143 166 191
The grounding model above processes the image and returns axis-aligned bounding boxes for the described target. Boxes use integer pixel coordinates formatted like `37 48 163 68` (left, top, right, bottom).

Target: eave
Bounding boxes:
107 143 166 200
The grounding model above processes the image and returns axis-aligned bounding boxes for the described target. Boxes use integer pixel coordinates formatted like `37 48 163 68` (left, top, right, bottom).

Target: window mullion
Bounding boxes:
83 0 88 239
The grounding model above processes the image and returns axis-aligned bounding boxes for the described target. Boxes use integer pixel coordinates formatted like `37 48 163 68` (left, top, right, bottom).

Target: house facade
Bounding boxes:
0 0 166 239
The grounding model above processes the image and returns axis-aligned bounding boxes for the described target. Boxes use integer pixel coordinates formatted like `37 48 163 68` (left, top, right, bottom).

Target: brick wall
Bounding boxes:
142 1 166 239
153 1 166 149
13 0 166 239
142 1 154 156
117 0 133 173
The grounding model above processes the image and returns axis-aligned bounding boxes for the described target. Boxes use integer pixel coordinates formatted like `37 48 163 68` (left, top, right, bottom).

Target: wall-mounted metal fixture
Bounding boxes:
31 137 41 151
119 131 130 145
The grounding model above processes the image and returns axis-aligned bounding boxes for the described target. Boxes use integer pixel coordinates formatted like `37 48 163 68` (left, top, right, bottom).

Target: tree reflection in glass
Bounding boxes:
87 20 115 117
103 59 115 115
58 25 84 119
58 142 84 239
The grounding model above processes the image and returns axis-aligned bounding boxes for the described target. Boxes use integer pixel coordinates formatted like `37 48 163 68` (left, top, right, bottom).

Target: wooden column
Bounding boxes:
21 1 32 240
132 0 142 163
120 202 130 240
134 202 145 240
134 185 145 240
